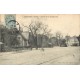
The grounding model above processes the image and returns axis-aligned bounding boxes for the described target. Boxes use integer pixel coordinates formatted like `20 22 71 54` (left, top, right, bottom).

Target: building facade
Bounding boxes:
66 36 79 46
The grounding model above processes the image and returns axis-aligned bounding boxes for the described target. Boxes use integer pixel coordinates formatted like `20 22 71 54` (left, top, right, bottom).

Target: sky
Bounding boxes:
16 14 80 37
0 14 80 37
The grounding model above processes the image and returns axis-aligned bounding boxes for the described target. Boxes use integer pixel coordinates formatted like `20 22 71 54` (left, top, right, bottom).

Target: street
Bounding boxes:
0 47 80 65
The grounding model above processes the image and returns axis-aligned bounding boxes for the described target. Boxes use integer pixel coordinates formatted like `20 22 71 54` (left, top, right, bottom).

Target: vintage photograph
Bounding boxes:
0 14 80 65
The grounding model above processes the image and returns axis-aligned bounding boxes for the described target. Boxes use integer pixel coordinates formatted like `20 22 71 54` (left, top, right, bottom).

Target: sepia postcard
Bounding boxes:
0 14 80 65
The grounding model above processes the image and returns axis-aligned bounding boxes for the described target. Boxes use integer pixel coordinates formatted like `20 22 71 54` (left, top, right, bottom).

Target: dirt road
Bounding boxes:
0 47 80 65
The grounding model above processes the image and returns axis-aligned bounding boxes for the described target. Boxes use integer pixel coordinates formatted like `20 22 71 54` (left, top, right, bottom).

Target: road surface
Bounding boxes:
0 47 80 65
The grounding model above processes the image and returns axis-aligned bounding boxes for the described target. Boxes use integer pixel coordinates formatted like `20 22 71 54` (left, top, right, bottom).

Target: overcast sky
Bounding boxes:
16 14 80 37
0 14 79 37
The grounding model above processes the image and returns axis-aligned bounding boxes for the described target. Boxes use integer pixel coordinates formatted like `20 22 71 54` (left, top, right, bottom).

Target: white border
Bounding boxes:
0 65 80 80
0 0 80 80
0 0 80 14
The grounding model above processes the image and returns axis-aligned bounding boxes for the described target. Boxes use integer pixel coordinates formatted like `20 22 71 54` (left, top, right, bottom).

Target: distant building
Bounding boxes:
66 36 79 46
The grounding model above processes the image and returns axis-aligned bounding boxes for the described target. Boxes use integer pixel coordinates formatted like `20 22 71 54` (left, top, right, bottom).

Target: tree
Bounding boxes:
55 31 63 46
77 35 80 46
24 20 51 49
28 21 42 49
40 25 51 48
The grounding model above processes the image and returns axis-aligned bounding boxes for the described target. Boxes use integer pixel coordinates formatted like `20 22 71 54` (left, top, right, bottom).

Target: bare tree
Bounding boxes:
40 25 51 49
55 31 63 46
77 35 80 46
24 20 51 49
23 21 42 49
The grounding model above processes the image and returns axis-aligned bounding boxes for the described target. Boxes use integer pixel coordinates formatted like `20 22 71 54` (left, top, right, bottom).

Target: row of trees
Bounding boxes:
0 20 52 50
23 20 51 49
20 20 80 48
0 20 80 51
